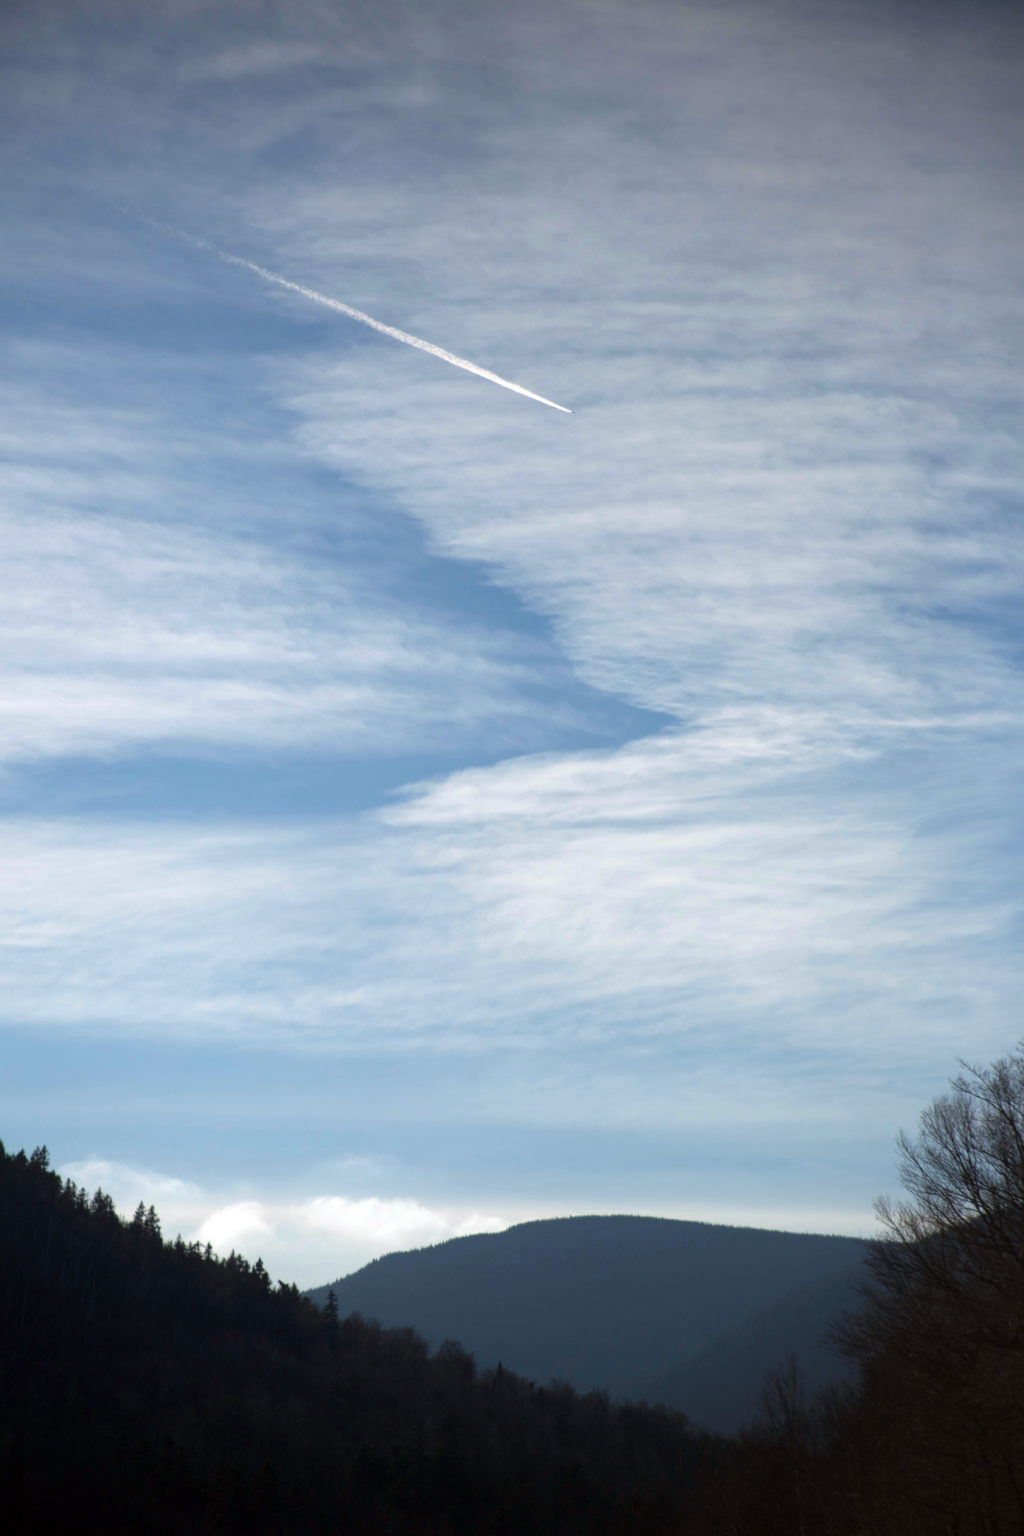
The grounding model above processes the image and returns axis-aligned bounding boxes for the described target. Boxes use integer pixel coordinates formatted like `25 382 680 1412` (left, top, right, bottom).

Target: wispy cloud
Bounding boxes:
3 703 1019 1095
5 0 1024 1232
0 344 589 769
0 506 547 764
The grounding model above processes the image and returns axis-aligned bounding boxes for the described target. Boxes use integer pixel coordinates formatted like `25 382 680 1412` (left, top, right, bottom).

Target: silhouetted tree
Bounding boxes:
834 1044 1024 1532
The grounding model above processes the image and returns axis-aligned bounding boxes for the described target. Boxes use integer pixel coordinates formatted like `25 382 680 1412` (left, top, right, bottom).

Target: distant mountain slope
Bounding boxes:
645 1257 866 1432
308 1215 867 1406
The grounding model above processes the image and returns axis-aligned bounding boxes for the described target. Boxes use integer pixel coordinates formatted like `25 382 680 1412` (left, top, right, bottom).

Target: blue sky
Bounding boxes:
2 0 1023 1286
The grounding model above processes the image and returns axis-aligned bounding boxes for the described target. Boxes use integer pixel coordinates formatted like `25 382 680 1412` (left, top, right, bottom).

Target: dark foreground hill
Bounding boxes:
308 1215 867 1427
0 1140 715 1536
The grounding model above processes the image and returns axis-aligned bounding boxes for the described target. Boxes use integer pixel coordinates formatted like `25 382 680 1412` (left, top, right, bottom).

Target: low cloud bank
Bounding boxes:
59 1158 508 1288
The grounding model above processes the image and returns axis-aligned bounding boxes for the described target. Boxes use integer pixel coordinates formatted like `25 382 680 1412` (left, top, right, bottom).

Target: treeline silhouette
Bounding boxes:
3 1043 1023 1533
686 1045 1024 1534
0 1140 712 1535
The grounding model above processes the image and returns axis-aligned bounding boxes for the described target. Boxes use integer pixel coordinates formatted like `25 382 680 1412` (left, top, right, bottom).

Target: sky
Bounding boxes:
2 0 1022 1288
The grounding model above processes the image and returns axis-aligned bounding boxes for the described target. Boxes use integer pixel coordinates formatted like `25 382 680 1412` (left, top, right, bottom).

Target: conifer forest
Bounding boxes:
3 1047 1024 1533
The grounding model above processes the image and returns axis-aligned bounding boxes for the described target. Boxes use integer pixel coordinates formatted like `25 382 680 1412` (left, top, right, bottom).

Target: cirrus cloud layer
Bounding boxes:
2 0 1023 1264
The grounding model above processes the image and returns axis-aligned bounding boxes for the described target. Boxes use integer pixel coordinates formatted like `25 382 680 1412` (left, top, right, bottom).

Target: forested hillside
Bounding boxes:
0 1140 712 1535
3 1045 1024 1533
647 1258 863 1431
307 1214 866 1413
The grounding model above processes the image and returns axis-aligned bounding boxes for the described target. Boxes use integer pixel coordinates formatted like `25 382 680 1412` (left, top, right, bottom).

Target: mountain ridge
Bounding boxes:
307 1213 868 1423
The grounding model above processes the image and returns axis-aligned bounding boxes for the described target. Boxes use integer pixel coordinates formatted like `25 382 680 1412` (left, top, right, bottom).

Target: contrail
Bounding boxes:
156 220 573 414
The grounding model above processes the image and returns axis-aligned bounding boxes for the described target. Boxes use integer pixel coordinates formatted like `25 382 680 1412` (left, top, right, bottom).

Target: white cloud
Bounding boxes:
163 0 1021 1100
60 1158 201 1208
282 347 1023 743
243 0 1022 762
197 1200 273 1251
58 1156 508 1284
58 1158 212 1243
2 695 1018 1096
56 1152 870 1287
0 346 582 768
301 1195 504 1246
5 0 1024 1178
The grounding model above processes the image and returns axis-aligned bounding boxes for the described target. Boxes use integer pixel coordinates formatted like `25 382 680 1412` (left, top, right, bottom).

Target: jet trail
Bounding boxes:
167 223 573 414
